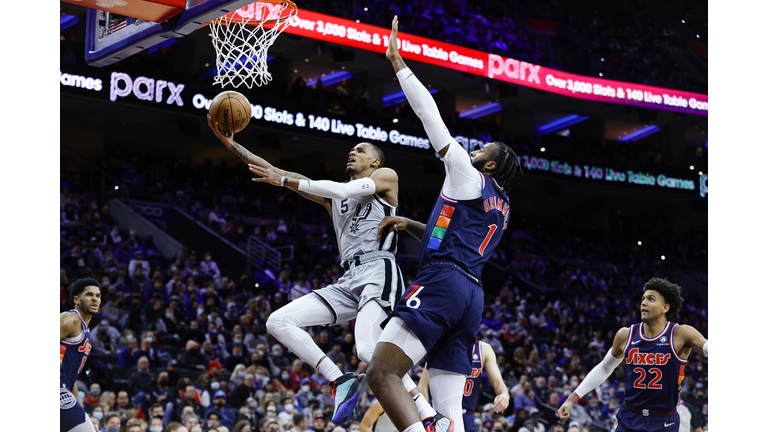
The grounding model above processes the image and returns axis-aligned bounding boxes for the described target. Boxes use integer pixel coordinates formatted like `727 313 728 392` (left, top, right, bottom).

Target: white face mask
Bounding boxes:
301 385 311 393
149 427 163 432
285 403 294 412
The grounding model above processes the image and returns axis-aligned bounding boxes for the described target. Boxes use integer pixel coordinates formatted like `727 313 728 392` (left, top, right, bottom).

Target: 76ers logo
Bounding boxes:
60 386 77 410
78 339 92 355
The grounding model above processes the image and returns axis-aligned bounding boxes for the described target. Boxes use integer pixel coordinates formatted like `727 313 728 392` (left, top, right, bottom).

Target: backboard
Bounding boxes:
84 0 257 67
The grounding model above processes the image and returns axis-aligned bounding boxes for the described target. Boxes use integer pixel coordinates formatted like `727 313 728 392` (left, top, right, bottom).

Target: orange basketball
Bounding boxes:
209 91 252 135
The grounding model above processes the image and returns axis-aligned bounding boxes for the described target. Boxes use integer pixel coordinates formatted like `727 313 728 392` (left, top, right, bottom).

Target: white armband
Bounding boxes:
297 177 376 200
703 341 708 357
574 349 623 398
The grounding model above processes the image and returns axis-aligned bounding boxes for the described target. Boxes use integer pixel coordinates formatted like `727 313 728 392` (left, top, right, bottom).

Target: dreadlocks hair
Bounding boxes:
71 277 101 301
643 277 684 320
488 142 522 192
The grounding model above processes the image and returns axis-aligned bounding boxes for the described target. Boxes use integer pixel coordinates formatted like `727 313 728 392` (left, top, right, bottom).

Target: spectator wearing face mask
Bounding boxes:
226 343 249 371
254 367 272 392
183 340 209 371
92 316 124 355
206 390 237 429
295 378 314 410
91 405 105 425
85 382 102 406
269 344 291 376
584 394 604 426
148 416 164 432
278 399 297 429
514 380 537 412
601 395 619 422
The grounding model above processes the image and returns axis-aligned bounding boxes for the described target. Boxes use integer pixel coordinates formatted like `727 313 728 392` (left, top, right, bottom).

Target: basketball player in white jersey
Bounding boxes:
208 116 434 426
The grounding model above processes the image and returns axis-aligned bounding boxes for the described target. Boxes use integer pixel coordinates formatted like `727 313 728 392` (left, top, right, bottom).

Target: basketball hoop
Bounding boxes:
208 0 298 89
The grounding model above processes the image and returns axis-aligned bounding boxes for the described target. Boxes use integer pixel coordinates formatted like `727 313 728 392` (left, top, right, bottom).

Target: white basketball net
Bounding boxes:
209 2 297 89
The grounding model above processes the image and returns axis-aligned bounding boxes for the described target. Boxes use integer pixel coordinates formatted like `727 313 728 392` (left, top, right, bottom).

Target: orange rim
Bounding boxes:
206 0 298 27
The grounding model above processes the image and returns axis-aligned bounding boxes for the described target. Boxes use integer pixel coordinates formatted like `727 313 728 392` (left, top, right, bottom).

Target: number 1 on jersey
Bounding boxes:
478 224 498 256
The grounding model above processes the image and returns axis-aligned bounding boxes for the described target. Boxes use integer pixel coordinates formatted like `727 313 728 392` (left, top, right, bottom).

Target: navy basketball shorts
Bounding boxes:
60 384 89 432
463 412 478 432
392 262 484 375
612 405 680 432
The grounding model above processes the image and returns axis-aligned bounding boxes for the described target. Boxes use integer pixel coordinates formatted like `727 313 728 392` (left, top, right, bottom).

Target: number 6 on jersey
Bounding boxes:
405 284 425 309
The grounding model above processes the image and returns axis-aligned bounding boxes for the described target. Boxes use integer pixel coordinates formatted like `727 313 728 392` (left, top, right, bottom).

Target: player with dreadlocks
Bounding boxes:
364 15 521 432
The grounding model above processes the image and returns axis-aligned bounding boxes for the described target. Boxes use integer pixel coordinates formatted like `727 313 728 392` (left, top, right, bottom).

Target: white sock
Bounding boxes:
318 357 343 382
413 393 437 420
403 374 417 393
404 421 427 432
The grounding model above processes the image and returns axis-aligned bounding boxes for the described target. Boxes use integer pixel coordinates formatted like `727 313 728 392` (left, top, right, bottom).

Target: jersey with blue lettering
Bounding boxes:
621 322 687 411
462 341 485 412
60 309 92 391
419 174 509 280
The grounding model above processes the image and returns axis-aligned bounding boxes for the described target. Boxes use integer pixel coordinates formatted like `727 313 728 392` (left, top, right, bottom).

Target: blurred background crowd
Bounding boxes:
61 145 708 432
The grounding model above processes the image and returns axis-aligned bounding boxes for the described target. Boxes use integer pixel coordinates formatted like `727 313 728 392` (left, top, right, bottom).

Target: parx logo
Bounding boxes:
110 72 185 106
488 54 541 84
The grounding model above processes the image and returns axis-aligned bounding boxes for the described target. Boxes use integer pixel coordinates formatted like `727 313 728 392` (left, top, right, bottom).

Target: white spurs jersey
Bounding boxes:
332 193 398 262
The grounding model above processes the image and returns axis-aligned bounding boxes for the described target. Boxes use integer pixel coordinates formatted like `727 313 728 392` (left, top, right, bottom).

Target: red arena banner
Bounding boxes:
268 9 708 116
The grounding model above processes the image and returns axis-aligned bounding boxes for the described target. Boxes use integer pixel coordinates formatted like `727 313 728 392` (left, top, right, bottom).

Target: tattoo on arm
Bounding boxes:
231 141 273 168
392 57 407 72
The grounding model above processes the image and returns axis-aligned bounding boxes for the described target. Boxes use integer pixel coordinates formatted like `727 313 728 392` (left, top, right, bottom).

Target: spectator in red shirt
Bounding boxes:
84 383 101 406
288 359 309 392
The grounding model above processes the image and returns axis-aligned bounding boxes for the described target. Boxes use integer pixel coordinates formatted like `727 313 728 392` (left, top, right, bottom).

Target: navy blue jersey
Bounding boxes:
60 310 92 391
621 322 687 412
462 341 484 412
419 174 509 280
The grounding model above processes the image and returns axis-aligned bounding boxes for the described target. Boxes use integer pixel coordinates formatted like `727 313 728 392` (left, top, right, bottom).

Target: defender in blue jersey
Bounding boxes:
558 278 709 432
366 15 521 432
414 340 510 432
60 277 101 432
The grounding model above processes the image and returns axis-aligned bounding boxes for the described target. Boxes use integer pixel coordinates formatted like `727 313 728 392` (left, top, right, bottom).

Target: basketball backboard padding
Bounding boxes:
84 0 257 67
61 0 185 23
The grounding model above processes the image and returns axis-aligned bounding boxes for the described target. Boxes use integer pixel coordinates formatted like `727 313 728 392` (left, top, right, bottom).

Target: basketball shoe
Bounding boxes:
423 413 454 432
330 372 367 424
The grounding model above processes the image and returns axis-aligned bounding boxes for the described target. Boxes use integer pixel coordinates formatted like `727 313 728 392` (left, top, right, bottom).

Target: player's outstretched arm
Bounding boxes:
208 114 272 168
481 342 510 413
359 399 384 432
386 16 452 159
558 327 628 421
676 324 708 357
377 216 426 241
250 165 398 201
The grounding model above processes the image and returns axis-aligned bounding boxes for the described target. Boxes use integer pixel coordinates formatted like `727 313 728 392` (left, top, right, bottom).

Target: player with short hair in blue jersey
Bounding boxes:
557 278 709 432
61 277 101 432
366 15 521 432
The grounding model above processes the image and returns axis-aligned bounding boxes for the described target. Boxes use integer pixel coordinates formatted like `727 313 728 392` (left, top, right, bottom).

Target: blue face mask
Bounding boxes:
282 374 290 381
93 411 104 420
695 383 703 389
211 382 221 391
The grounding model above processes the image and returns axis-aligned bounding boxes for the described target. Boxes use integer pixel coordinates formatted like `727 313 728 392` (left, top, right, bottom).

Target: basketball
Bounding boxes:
209 91 252 135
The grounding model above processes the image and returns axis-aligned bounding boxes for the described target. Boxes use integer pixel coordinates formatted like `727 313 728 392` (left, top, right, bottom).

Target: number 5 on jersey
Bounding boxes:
405 284 425 309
